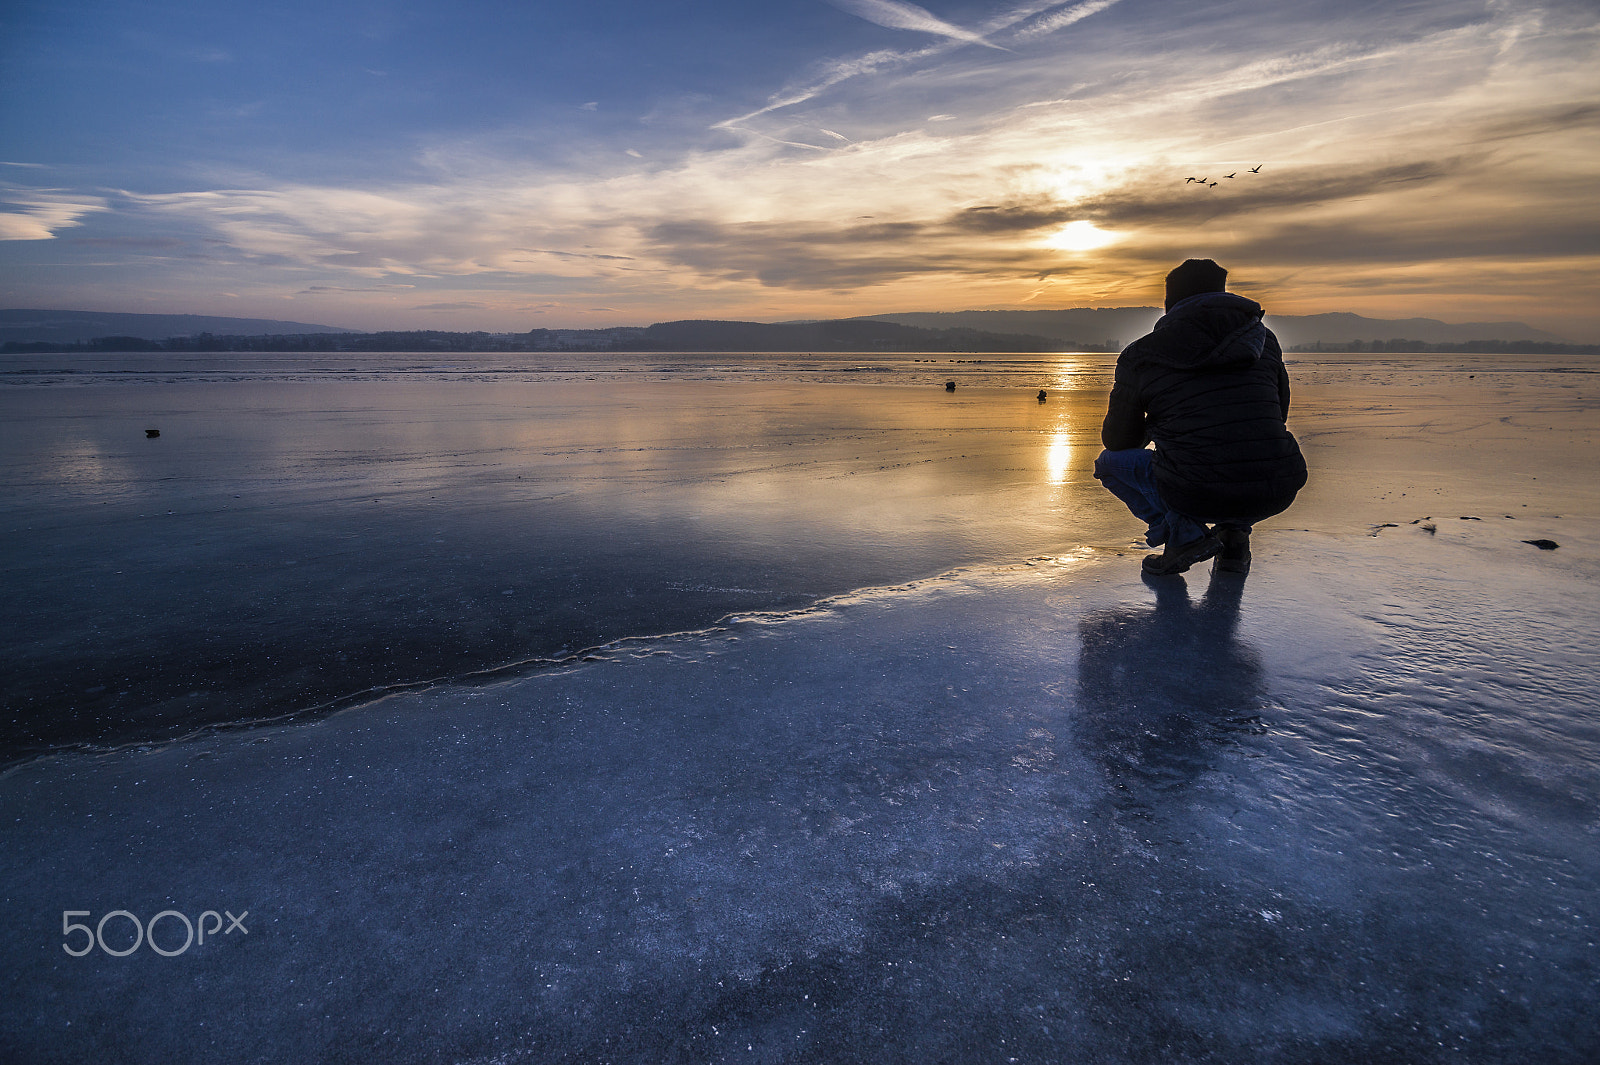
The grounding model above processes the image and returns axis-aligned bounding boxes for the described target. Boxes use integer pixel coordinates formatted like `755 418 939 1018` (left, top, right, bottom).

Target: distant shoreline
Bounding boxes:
4 307 1583 353
5 335 1598 356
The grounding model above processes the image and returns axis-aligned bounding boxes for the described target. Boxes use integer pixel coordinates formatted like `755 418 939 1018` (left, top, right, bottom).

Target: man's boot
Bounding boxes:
1141 529 1220 576
1215 526 1251 573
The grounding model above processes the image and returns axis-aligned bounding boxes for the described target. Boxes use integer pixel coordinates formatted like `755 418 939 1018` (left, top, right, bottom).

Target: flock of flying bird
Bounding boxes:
1185 164 1263 188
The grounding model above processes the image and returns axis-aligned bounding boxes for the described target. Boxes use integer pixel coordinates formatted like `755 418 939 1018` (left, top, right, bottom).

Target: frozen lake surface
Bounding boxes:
2 351 1597 1062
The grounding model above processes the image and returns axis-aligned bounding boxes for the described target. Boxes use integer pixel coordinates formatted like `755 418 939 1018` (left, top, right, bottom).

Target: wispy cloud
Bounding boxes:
719 0 1120 134
634 157 1481 291
300 284 416 294
0 193 108 240
829 0 1004 49
1010 0 1123 41
718 47 925 128
6 0 1597 337
516 248 636 262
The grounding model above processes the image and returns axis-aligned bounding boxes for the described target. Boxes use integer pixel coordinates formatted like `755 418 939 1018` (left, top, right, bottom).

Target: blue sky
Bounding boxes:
3 0 1598 337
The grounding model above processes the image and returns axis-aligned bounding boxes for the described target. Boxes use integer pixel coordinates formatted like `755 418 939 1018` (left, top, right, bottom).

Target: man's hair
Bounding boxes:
1165 259 1228 309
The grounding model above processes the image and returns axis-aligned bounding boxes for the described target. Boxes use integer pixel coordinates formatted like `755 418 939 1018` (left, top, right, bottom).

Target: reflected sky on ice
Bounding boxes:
3 350 1593 758
1 354 1128 756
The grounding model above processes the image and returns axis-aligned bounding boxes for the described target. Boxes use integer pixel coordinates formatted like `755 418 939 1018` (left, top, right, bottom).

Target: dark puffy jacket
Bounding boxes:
1101 292 1307 522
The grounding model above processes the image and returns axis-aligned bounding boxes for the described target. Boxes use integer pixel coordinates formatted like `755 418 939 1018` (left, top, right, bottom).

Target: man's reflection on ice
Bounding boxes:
1075 568 1268 812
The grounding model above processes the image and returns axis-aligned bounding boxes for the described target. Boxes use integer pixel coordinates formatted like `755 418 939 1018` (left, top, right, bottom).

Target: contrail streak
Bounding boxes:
1011 0 1125 40
718 0 1124 129
829 0 1005 49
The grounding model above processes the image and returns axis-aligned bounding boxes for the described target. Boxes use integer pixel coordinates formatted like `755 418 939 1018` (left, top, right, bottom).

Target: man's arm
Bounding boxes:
1269 333 1291 420
1101 379 1148 450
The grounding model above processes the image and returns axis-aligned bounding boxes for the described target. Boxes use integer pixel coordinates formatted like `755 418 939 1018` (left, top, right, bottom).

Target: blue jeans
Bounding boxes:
1094 448 1245 547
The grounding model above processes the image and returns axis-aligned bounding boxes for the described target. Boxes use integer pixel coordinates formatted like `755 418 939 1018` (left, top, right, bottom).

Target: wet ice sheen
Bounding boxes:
3 536 1596 1063
3 351 1592 755
0 359 1124 754
1 351 1597 1062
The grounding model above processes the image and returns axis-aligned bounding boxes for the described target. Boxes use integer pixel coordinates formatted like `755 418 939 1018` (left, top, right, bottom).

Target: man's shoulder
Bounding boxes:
1127 294 1278 373
1119 317 1205 365
1112 342 1149 381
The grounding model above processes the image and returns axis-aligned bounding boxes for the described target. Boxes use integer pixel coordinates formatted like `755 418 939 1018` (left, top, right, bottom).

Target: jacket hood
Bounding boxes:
1127 292 1268 371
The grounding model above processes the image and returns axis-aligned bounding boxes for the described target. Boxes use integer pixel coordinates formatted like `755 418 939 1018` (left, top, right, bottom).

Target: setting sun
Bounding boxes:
1045 220 1120 252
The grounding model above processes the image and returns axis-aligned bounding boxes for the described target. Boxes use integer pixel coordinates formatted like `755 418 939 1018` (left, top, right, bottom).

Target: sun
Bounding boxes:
1044 220 1119 252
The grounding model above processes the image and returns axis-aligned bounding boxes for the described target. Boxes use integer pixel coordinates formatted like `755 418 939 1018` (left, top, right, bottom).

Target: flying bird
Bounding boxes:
1249 164 1262 173
1223 172 1236 178
1208 181 1217 188
1185 177 1198 183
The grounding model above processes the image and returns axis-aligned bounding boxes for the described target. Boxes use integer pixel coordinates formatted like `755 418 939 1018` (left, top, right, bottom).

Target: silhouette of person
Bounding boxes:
1094 260 1306 576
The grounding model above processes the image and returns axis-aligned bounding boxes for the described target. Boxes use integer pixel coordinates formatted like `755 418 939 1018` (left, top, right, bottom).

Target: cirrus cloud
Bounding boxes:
0 193 108 241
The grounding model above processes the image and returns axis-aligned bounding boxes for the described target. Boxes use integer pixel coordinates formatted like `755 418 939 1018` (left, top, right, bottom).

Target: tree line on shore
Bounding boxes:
5 322 1595 356
1285 339 1600 354
1 319 1077 355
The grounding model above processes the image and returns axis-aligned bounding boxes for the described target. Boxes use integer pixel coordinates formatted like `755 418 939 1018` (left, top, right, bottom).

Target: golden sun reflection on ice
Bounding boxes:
1045 428 1074 486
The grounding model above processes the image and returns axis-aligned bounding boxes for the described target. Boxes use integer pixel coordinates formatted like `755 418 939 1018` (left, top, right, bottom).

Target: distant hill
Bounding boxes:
856 308 1567 349
3 318 1061 355
3 306 1571 353
1261 311 1565 348
852 309 1158 350
0 309 354 345
633 318 1057 352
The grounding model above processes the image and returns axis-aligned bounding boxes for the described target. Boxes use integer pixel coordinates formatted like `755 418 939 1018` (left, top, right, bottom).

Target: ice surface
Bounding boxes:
2 351 1597 1061
0 365 1125 753
5 351 1593 756
3 538 1597 1062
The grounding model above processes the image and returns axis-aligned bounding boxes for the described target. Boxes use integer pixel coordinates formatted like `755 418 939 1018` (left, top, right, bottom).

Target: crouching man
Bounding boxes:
1095 259 1307 576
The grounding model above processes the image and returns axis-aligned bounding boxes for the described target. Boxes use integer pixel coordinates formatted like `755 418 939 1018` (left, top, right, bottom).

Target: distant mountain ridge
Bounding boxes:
4 319 1063 355
857 309 1567 348
1262 311 1565 347
851 309 1161 350
0 309 354 345
1 306 1570 351
629 318 1057 352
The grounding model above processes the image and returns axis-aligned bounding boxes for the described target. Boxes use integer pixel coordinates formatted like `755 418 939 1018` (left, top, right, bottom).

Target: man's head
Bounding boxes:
1164 259 1228 310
